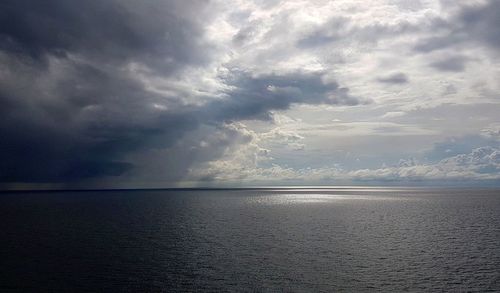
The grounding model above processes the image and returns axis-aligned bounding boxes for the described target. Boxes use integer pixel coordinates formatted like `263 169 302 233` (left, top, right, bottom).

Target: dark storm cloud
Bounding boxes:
414 0 500 53
376 72 409 84
0 0 212 72
0 56 200 182
208 71 368 122
0 1 365 184
0 0 211 182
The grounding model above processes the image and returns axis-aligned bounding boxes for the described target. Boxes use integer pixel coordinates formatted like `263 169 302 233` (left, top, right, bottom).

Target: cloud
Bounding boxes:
193 124 500 187
382 111 407 119
414 0 500 53
1 0 499 187
195 145 500 184
188 123 272 182
350 146 500 182
458 0 500 50
429 55 471 72
207 70 369 122
376 73 409 84
0 1 368 184
125 122 271 184
296 17 350 48
0 0 214 182
296 14 421 49
0 0 214 72
260 128 306 151
0 55 201 182
481 124 500 140
424 135 500 162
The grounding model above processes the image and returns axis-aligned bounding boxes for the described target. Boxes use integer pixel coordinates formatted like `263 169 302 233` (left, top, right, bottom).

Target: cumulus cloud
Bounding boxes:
260 128 305 151
350 147 500 181
425 135 500 162
195 146 500 184
481 124 500 140
188 123 272 182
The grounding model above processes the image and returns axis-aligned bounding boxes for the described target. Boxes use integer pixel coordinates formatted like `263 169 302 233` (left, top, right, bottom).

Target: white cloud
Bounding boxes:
191 144 500 184
349 147 500 181
382 111 407 119
481 124 500 140
183 0 500 185
260 128 305 150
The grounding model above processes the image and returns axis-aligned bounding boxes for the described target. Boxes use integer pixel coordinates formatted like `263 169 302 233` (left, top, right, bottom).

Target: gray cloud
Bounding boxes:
413 35 460 53
376 72 409 84
0 0 214 73
429 55 471 72
207 71 369 122
0 1 365 184
459 1 500 49
415 0 500 53
296 16 420 49
296 18 349 48
0 0 212 182
0 55 200 182
124 124 258 184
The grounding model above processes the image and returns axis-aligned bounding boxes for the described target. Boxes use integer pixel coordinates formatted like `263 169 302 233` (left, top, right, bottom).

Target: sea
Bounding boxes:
1 187 499 292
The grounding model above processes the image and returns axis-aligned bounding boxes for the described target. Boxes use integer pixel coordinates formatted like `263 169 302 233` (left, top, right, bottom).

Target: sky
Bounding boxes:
1 0 499 188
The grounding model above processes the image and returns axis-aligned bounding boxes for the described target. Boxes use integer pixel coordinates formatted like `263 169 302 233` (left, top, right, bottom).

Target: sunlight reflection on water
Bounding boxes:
247 193 412 205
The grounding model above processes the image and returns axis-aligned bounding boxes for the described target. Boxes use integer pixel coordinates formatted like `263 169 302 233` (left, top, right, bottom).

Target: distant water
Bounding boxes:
1 187 500 292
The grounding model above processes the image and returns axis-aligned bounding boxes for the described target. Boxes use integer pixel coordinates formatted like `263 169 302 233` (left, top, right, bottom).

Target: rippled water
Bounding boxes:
1 188 499 291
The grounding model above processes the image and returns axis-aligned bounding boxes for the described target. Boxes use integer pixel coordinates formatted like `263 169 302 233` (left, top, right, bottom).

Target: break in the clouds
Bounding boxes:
1 0 499 188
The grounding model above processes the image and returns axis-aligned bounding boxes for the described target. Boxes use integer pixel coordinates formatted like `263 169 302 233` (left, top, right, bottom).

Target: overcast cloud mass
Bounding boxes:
1 0 499 188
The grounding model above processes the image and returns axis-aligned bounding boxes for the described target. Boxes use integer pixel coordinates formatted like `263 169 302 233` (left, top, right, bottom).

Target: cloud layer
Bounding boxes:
1 0 499 187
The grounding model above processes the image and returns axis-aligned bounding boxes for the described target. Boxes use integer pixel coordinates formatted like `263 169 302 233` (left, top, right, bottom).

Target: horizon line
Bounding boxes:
2 185 500 193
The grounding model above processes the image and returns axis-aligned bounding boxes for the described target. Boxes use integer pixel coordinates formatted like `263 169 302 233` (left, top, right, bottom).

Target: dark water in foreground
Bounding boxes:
1 187 500 292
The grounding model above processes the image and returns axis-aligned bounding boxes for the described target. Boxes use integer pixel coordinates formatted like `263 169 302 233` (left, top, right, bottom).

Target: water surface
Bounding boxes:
1 187 499 291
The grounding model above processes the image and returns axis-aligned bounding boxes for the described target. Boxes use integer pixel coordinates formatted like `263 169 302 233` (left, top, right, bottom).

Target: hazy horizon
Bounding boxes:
3 183 500 192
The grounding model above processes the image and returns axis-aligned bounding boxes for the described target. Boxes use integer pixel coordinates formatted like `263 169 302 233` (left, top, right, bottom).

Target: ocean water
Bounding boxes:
1 187 499 292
